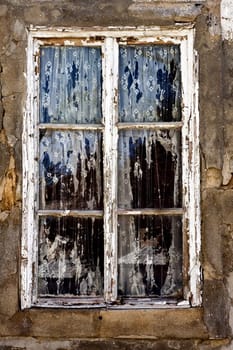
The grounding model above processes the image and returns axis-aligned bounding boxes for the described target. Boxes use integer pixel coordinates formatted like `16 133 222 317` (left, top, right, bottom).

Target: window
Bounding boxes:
21 26 201 309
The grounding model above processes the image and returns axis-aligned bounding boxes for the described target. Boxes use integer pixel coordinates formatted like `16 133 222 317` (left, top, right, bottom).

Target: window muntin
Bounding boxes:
22 27 200 308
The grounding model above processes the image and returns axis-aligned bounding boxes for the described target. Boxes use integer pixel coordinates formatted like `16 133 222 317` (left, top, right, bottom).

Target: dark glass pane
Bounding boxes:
119 45 181 122
118 215 182 298
38 216 104 297
39 130 103 210
40 46 102 124
118 129 182 209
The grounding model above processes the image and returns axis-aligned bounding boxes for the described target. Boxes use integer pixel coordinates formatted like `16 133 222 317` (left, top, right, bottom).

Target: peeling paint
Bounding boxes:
221 0 233 40
222 152 233 186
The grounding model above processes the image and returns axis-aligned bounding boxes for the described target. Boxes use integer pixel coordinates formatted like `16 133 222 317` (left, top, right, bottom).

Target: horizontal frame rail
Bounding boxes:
117 122 183 129
38 210 104 217
117 208 183 216
39 123 104 130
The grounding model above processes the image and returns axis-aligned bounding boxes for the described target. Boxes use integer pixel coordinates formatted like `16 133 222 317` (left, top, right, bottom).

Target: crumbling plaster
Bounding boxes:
0 0 233 349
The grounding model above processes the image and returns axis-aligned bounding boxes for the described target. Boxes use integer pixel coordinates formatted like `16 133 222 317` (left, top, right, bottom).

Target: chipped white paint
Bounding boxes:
221 0 233 41
117 122 183 129
21 25 201 308
190 48 201 306
222 152 233 185
21 30 38 309
103 37 119 302
180 29 201 306
28 24 195 40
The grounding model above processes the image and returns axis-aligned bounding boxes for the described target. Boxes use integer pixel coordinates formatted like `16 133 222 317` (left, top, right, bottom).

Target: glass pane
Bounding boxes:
118 215 182 298
39 130 103 210
119 45 181 122
118 129 181 209
38 216 104 297
40 46 102 124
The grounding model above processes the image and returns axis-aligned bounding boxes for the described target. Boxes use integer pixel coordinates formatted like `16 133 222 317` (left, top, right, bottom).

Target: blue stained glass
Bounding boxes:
40 46 102 124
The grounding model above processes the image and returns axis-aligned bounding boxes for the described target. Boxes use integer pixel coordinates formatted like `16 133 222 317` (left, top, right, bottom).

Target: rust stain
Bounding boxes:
40 37 105 46
125 38 177 45
35 65 39 75
182 216 190 294
0 128 7 144
1 154 16 210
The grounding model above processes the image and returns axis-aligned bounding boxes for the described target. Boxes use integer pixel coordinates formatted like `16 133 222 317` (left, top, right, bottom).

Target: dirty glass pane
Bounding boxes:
38 216 104 296
40 46 102 124
118 215 182 298
118 129 181 209
118 45 181 122
39 130 103 210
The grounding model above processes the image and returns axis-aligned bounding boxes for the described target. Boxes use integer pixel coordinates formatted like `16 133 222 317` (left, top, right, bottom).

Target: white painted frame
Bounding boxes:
21 25 201 309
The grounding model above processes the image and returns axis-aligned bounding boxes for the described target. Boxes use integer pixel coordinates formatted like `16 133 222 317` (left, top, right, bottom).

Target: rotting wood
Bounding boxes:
38 210 103 217
117 208 183 216
39 124 103 130
117 122 183 130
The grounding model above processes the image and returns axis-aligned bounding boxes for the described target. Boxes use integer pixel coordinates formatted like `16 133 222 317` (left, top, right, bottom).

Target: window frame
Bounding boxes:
21 25 201 309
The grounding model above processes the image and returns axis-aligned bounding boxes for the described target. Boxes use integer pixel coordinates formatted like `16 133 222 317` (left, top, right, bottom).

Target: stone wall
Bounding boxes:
1 0 233 348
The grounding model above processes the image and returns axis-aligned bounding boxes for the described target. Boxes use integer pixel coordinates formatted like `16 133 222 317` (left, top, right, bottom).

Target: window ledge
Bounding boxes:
7 307 207 340
33 297 192 309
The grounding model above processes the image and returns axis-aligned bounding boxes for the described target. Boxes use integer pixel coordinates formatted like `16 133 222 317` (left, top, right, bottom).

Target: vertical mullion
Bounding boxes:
21 35 40 308
191 48 201 306
103 38 119 302
181 36 190 301
181 29 201 305
183 30 201 306
32 39 40 305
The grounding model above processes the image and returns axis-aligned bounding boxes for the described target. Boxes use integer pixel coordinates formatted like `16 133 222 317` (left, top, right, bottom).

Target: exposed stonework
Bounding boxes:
205 167 223 188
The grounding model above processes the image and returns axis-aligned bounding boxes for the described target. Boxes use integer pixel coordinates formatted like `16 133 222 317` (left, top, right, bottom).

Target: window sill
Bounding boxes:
33 297 192 309
12 306 207 340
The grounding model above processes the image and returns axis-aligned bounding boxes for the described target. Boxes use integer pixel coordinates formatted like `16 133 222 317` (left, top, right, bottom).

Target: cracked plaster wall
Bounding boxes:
0 0 233 349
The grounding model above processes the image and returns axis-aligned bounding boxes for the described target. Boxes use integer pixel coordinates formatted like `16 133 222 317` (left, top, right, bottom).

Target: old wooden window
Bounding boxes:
21 26 201 308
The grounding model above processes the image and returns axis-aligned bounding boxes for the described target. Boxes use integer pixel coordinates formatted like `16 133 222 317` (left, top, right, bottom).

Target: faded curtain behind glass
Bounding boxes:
39 130 103 210
118 129 182 209
118 45 181 123
40 46 102 124
118 45 183 298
